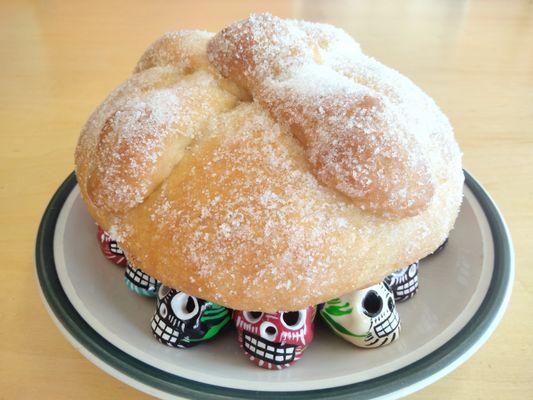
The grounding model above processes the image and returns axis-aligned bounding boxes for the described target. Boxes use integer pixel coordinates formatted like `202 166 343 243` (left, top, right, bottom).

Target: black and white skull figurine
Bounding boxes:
151 285 231 348
124 262 161 297
384 262 419 302
320 282 400 348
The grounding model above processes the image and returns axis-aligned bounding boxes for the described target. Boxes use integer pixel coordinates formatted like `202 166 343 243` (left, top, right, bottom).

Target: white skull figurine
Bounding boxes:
384 262 419 302
320 282 400 348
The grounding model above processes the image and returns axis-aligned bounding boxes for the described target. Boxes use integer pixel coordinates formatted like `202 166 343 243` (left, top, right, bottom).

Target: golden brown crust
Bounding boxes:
75 15 463 311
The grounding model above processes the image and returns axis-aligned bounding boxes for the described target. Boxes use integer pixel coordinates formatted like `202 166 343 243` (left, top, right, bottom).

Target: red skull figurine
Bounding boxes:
234 306 316 370
97 226 127 267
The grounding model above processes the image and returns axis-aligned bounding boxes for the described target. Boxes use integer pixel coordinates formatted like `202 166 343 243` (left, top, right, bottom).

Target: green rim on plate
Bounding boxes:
35 171 513 400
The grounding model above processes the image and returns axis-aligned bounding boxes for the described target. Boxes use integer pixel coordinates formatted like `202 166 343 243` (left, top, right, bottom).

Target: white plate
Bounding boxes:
36 171 514 399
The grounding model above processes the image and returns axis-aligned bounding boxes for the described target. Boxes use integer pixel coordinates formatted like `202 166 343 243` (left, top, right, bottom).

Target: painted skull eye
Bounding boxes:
260 321 278 341
408 263 417 278
281 310 306 330
159 302 168 318
243 311 263 323
362 290 383 318
388 297 394 312
170 292 199 320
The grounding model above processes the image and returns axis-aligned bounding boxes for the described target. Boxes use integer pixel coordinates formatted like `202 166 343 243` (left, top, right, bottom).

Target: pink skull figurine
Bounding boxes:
97 226 127 267
233 306 316 370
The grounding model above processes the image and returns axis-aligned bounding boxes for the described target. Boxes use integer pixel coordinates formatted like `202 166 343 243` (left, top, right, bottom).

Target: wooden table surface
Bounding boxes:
1 0 532 398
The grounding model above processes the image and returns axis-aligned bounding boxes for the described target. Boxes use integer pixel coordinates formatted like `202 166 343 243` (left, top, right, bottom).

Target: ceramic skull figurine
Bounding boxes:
97 226 127 266
124 262 161 297
151 286 231 348
320 283 400 348
384 262 419 302
234 306 316 369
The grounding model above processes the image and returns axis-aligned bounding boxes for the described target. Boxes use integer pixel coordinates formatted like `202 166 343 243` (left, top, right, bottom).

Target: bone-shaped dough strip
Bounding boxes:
207 14 435 217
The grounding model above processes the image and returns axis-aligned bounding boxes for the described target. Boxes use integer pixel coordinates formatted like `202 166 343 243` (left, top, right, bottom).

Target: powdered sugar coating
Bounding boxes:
75 16 463 311
134 30 214 73
85 70 236 212
76 32 239 213
207 13 453 217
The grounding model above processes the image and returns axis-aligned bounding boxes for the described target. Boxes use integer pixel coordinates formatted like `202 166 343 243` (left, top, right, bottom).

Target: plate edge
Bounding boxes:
35 171 514 400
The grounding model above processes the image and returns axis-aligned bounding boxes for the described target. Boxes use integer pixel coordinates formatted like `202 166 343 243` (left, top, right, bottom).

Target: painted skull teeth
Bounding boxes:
393 275 418 299
124 263 160 297
109 241 124 255
384 262 419 302
151 311 188 348
242 332 297 365
125 264 159 289
373 309 400 338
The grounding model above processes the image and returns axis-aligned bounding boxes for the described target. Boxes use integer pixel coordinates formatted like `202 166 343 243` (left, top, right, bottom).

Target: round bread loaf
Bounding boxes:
75 14 463 312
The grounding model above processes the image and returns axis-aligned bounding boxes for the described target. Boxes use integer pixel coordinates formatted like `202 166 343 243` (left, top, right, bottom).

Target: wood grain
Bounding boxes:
1 0 531 398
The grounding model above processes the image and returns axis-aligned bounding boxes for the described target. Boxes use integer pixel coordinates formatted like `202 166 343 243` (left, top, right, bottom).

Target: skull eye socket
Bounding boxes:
243 311 263 323
260 322 278 341
185 296 196 313
362 290 383 318
170 292 199 321
281 310 306 330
